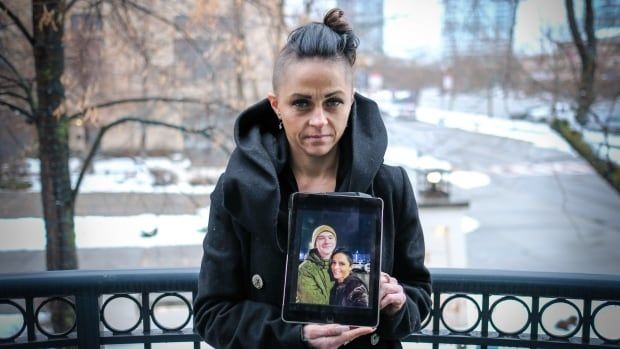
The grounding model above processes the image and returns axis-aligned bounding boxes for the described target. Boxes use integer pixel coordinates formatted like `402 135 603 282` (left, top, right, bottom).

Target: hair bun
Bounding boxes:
323 8 351 34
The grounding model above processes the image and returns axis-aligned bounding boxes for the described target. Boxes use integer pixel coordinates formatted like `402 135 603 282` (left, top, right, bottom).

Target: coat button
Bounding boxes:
370 333 380 346
251 274 263 289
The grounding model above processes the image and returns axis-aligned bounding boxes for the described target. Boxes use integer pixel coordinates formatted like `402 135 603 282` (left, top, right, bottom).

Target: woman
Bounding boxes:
297 225 337 304
330 248 369 307
194 8 431 349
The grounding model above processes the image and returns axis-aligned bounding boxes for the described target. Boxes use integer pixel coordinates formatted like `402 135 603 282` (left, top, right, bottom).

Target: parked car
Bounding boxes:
373 89 417 119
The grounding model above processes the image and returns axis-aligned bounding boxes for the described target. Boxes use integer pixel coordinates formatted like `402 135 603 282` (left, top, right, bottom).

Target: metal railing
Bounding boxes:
0 268 618 348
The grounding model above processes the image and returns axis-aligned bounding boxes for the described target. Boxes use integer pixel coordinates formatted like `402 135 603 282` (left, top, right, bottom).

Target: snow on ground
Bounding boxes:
1 210 210 251
416 106 576 154
21 156 224 194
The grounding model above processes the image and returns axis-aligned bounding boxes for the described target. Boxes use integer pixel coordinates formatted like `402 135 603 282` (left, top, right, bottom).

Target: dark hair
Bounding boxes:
272 8 359 91
330 248 354 266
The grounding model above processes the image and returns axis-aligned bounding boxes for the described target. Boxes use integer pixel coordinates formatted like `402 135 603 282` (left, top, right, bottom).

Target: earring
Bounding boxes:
278 119 283 130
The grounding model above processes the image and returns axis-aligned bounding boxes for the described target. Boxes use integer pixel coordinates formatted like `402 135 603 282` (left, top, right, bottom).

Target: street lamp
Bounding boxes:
419 168 450 198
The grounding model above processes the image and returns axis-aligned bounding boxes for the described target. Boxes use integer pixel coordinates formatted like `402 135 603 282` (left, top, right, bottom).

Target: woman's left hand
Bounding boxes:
379 272 407 316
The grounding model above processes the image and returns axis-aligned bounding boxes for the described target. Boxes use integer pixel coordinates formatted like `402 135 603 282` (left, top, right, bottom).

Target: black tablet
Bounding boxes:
281 192 383 327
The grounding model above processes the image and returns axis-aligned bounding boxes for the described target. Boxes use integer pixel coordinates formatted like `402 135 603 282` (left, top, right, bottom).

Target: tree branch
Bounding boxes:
67 96 204 120
71 116 217 203
65 0 80 12
584 0 596 59
544 29 579 84
115 0 216 71
565 0 587 63
0 54 35 111
0 52 30 90
0 99 34 121
0 73 24 87
0 90 30 103
0 1 34 45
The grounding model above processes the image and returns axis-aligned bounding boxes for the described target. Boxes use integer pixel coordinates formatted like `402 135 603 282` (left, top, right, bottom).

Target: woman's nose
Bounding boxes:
309 108 327 127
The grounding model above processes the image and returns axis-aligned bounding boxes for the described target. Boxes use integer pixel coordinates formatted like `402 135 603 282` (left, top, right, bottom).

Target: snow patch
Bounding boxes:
0 210 210 251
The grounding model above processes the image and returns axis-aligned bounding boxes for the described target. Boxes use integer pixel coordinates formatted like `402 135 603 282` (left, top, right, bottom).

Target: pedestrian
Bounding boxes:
297 225 338 305
329 248 369 307
193 8 431 349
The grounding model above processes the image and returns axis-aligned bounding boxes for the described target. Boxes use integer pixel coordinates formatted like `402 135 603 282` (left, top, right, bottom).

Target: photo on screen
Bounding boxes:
282 192 383 326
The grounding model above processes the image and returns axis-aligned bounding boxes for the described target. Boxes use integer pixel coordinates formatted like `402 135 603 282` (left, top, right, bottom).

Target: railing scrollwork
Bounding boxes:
0 268 618 348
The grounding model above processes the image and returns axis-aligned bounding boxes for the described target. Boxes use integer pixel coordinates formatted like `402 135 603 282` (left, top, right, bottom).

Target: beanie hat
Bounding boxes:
310 225 337 249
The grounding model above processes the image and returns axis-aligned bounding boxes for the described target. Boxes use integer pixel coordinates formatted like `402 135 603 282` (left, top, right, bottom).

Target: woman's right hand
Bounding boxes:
302 324 375 349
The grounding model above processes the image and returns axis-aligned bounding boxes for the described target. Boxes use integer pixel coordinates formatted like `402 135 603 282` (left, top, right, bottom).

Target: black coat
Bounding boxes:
193 93 432 349
330 274 369 307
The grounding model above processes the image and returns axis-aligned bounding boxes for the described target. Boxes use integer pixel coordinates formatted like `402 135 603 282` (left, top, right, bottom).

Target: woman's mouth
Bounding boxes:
306 134 329 140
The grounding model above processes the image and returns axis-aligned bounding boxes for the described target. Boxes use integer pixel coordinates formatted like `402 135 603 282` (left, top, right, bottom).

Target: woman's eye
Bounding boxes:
292 99 310 109
325 98 343 108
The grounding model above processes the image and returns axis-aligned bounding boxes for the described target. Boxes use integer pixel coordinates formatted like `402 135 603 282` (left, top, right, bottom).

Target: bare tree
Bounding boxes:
565 0 597 126
0 0 276 272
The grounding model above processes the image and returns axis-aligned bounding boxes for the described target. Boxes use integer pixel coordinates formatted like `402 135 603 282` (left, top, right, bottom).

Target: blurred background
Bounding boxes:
0 0 619 276
1 1 620 346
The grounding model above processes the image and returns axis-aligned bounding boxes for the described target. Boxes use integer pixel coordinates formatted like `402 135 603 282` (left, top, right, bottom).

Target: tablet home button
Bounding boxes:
326 314 334 323
251 274 263 289
370 333 380 346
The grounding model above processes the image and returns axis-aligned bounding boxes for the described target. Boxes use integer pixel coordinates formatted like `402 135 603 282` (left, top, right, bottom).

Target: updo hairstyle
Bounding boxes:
272 8 360 92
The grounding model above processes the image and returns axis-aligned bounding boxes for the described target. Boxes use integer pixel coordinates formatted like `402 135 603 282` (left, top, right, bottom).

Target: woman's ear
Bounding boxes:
267 93 279 116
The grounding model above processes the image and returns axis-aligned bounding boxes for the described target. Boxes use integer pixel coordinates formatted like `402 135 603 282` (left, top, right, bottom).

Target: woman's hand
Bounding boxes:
379 272 407 316
303 324 374 349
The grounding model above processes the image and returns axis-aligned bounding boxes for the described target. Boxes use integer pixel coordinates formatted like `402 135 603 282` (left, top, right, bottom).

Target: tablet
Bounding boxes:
281 192 383 327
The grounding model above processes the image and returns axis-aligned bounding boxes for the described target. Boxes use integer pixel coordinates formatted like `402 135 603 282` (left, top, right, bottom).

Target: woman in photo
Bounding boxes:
296 224 337 304
329 248 369 307
194 8 431 349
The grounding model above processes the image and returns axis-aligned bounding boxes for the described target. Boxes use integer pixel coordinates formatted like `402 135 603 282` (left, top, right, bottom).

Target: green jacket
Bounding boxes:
296 249 334 304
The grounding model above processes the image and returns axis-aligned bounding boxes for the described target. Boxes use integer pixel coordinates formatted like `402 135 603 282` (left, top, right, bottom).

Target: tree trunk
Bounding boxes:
502 0 519 115
33 0 78 271
566 0 597 126
576 58 596 125
233 0 246 103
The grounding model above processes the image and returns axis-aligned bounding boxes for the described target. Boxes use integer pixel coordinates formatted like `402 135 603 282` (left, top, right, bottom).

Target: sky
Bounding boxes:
384 0 573 60
288 0 581 61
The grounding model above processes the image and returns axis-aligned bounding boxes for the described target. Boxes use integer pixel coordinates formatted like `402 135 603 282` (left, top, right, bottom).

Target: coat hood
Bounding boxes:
221 93 387 233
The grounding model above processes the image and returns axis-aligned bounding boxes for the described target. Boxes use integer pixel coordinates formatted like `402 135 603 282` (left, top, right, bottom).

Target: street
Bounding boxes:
385 117 620 275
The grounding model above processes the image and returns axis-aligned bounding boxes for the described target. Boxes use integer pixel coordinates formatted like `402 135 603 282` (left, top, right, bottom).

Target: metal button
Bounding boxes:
370 333 380 346
251 274 263 289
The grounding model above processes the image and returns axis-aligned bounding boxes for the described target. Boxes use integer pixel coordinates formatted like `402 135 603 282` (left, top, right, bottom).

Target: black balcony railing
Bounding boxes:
0 268 618 348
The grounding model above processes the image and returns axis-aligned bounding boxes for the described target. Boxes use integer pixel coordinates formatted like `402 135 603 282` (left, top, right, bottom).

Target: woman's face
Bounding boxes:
268 58 353 162
315 231 336 259
331 252 352 283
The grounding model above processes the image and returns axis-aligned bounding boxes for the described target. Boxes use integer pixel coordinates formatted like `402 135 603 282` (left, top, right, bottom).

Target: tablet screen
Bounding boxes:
281 192 383 326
